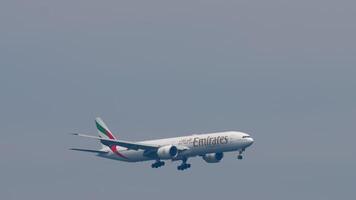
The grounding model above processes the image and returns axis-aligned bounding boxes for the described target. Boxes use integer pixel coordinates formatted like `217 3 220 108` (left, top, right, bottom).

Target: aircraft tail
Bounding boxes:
95 117 117 150
95 117 117 140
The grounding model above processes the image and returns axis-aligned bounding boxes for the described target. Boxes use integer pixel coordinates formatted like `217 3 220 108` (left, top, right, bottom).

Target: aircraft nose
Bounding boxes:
247 137 254 146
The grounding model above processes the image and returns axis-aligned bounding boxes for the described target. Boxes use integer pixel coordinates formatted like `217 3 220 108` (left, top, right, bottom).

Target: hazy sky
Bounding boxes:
1 1 355 200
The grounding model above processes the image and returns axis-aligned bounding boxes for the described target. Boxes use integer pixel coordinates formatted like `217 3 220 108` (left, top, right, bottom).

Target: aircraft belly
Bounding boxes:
120 150 152 162
101 140 244 162
100 150 152 162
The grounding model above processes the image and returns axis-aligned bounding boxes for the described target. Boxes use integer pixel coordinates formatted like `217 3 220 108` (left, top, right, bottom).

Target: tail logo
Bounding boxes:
96 121 116 140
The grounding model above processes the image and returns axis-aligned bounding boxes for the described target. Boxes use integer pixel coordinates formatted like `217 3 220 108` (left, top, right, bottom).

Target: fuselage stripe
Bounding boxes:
110 145 129 159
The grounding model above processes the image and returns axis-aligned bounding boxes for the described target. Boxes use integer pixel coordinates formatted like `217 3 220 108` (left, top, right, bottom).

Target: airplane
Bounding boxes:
71 117 254 170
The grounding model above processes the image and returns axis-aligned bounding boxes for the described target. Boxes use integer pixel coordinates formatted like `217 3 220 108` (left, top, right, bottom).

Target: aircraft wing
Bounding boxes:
69 148 108 154
72 133 159 151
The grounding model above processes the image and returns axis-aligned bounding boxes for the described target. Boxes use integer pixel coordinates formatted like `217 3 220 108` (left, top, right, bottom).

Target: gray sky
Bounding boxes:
1 1 355 199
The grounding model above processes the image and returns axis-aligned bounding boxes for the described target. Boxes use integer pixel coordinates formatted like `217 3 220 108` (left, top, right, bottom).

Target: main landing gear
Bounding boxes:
177 158 191 171
151 160 165 168
237 148 245 160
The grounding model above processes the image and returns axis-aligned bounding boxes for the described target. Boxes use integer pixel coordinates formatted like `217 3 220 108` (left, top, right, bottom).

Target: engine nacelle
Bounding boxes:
202 152 224 163
157 145 178 159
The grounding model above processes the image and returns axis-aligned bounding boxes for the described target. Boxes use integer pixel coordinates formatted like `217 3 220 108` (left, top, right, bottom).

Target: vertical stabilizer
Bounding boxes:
95 117 117 150
95 117 117 140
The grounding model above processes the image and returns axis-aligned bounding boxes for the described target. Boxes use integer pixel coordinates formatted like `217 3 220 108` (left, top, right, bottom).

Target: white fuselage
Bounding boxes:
99 131 254 162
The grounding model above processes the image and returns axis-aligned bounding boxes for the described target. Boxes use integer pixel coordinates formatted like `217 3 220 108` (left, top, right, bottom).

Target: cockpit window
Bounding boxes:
242 136 250 138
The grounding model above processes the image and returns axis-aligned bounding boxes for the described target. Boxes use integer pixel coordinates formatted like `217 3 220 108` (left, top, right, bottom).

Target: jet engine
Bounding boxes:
157 145 178 159
202 152 224 163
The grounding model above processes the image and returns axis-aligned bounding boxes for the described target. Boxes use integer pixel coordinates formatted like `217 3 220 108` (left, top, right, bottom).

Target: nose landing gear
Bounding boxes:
237 148 245 160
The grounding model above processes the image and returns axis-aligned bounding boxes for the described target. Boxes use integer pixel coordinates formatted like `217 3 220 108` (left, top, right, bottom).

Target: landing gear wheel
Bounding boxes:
177 164 191 171
151 161 165 168
177 158 191 171
237 149 245 160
